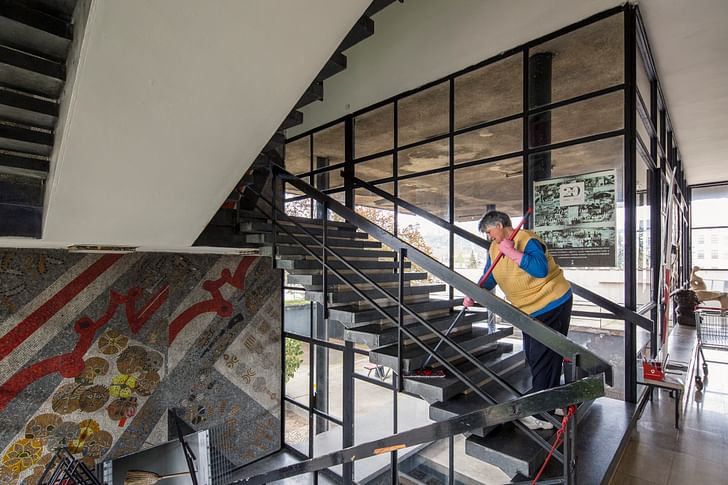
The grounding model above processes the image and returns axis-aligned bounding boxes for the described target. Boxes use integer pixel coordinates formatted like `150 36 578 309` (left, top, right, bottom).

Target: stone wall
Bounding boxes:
0 250 281 484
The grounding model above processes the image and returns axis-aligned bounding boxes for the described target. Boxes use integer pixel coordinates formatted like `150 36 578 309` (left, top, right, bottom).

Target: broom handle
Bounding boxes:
421 307 467 369
160 471 192 480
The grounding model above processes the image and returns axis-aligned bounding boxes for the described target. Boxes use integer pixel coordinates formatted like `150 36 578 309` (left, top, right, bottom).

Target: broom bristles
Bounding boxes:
125 469 190 485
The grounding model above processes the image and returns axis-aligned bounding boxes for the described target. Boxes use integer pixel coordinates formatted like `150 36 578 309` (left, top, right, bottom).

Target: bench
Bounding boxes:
636 324 698 428
363 363 391 381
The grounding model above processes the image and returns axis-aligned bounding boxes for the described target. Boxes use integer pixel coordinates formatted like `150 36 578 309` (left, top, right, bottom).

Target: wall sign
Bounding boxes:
534 170 617 268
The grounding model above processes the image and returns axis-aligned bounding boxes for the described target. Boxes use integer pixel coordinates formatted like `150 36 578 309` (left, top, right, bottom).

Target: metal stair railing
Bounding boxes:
352 175 654 335
275 166 613 385
249 186 565 460
231 375 606 485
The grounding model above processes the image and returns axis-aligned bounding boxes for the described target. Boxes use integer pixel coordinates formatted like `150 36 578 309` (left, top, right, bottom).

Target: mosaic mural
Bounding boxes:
0 250 281 484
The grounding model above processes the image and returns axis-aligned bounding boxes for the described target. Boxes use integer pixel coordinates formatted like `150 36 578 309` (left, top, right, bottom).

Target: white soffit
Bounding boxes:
37 0 369 248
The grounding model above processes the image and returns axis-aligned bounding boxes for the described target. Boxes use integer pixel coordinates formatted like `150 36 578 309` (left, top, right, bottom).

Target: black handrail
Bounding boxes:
233 375 606 485
250 188 564 454
353 174 653 334
275 165 614 385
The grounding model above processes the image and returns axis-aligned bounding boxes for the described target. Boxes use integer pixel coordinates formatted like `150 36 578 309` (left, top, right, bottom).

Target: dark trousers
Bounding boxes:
523 296 573 393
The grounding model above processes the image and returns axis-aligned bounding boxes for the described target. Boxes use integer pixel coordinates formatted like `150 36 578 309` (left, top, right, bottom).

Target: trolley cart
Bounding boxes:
695 310 728 390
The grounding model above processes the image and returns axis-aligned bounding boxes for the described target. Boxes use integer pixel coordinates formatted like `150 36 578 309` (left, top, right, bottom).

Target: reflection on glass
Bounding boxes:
285 339 310 407
285 197 311 219
285 136 310 174
313 122 345 168
530 14 624 107
313 168 343 191
455 54 522 129
454 119 522 165
355 104 394 159
454 231 488 281
398 212 450 266
636 46 652 115
398 81 449 146
454 157 522 222
636 156 651 305
398 138 449 175
284 290 311 337
355 155 392 182
398 172 449 220
529 91 624 148
284 401 309 456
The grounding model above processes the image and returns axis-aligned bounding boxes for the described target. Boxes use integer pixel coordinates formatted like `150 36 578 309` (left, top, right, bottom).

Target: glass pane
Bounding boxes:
454 118 522 165
285 136 311 174
692 229 728 270
315 348 343 421
355 155 392 182
530 14 624 107
313 168 343 191
454 157 523 222
529 136 625 305
285 338 310 407
355 183 394 232
454 231 488 281
313 122 345 169
691 185 728 228
529 90 624 148
398 213 450 266
284 401 309 456
284 290 312 337
355 103 394 159
636 46 652 116
636 156 652 305
455 54 523 129
354 379 394 440
398 138 449 175
398 172 450 220
636 108 651 151
398 81 449 146
0 173 44 206
327 191 346 223
285 196 312 219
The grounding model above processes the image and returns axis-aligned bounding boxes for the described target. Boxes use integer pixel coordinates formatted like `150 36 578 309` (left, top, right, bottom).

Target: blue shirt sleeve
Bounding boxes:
478 253 497 290
520 239 549 278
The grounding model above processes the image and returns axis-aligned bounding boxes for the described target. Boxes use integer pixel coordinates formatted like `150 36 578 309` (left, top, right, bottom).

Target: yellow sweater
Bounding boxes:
489 230 571 315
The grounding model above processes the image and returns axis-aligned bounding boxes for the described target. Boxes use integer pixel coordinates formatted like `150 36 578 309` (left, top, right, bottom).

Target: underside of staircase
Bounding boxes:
0 0 78 237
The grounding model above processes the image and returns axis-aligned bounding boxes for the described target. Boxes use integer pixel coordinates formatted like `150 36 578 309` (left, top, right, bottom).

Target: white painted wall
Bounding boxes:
289 0 620 137
19 0 370 249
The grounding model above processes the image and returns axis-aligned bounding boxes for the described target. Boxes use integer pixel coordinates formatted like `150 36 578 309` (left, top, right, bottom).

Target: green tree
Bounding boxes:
285 338 304 383
468 249 478 269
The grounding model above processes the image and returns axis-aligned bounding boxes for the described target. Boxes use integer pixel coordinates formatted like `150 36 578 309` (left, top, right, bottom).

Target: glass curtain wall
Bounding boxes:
690 185 728 288
280 7 690 465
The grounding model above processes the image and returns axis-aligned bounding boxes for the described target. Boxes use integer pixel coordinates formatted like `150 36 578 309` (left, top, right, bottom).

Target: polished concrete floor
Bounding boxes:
611 349 728 485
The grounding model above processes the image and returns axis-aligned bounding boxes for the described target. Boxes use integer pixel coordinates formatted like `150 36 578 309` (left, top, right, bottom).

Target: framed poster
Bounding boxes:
534 169 617 267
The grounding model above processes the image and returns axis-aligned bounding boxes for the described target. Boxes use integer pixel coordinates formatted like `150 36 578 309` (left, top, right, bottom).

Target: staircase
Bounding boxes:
229 169 621 484
0 0 79 237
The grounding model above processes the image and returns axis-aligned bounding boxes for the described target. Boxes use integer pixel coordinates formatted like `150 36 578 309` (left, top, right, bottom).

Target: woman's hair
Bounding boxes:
478 210 512 233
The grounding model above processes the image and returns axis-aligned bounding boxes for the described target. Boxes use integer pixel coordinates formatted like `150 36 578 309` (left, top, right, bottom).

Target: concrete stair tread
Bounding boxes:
307 283 444 305
240 220 369 238
343 311 484 348
267 246 396 260
403 343 524 403
246 233 383 248
286 271 427 290
370 325 514 372
276 258 408 272
329 298 463 325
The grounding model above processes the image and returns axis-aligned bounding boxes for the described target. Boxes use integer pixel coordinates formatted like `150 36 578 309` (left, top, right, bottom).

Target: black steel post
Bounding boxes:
448 434 455 485
344 118 355 209
649 75 660 359
624 6 639 403
342 339 355 484
527 52 553 215
398 248 406 392
562 354 578 485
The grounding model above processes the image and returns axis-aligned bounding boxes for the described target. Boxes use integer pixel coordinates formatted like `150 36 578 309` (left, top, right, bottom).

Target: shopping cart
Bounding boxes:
695 310 728 390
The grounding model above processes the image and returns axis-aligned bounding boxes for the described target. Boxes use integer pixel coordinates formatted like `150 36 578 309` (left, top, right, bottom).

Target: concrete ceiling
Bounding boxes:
638 0 728 185
0 0 370 250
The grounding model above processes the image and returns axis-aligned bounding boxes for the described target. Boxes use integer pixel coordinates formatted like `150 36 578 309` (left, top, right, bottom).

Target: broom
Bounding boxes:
125 470 191 485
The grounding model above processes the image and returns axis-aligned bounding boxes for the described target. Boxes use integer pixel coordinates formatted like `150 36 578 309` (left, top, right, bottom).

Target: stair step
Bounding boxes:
286 271 427 290
20 1 76 21
0 120 52 155
429 365 533 437
277 258 408 272
344 311 483 348
0 57 64 98
329 298 462 325
280 109 303 130
246 233 383 248
365 0 399 16
0 44 64 79
338 15 374 52
465 424 552 479
294 82 323 110
308 282 441 304
193 225 263 250
0 1 73 40
315 51 346 82
0 15 70 62
280 215 358 231
264 245 396 260
0 149 48 176
0 85 58 128
370 326 514 372
0 203 41 237
209 207 237 227
261 132 285 158
403 343 524 403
